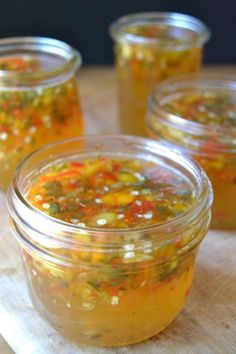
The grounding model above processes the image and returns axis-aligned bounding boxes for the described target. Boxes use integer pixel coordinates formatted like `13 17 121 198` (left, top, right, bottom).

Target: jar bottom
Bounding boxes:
31 294 185 347
210 190 236 230
118 99 148 137
26 264 195 347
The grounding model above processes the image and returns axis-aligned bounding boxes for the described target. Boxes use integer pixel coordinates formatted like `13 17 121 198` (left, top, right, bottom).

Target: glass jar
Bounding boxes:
7 135 212 347
147 74 236 230
110 12 210 136
0 36 83 190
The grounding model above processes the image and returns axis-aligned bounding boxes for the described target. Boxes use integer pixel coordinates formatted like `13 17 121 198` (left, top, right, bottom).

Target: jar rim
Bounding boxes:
109 12 210 48
0 36 82 86
7 135 213 245
148 73 236 152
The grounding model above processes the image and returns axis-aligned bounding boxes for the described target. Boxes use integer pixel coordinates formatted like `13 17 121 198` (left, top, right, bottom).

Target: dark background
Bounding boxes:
0 0 235 64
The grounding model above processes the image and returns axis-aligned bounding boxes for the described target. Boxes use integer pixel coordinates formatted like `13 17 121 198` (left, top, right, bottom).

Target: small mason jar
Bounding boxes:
147 74 236 230
7 135 212 347
110 12 210 136
0 36 83 190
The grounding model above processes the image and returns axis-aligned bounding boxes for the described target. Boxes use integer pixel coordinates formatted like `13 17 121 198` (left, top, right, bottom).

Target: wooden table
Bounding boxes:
1 65 236 354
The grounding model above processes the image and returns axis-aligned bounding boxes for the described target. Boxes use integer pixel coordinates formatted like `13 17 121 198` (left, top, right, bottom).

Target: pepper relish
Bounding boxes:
0 55 83 190
162 90 236 127
27 156 195 228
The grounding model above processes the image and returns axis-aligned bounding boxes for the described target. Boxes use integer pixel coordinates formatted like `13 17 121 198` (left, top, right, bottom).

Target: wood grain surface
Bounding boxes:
0 65 236 354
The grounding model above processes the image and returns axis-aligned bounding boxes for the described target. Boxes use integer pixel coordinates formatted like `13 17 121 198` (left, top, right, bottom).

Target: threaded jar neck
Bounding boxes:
110 12 210 50
0 37 82 88
147 74 236 154
7 135 213 268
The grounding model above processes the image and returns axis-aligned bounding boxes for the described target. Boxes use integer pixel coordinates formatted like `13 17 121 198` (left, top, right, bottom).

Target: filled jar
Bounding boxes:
7 135 212 347
110 12 210 136
0 36 83 190
147 74 236 229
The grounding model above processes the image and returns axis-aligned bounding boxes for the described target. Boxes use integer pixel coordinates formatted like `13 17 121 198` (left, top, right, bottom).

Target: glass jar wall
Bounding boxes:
0 37 83 190
147 74 236 229
110 12 210 136
7 135 212 347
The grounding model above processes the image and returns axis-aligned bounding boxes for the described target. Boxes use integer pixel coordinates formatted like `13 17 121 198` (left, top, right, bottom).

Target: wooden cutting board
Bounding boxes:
0 66 236 354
